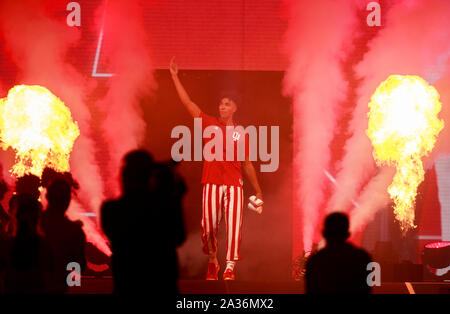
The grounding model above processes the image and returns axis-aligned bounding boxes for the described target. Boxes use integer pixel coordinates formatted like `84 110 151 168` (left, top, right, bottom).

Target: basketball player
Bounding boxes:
170 58 263 280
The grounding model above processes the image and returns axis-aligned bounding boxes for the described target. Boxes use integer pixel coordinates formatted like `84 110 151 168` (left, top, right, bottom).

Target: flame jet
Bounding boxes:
0 85 80 178
367 75 443 232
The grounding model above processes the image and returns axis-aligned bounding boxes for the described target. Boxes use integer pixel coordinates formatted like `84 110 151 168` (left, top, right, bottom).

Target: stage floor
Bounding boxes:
67 278 450 294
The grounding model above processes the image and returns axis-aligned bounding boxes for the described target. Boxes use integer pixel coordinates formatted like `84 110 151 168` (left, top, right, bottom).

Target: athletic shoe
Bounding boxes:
223 268 235 280
206 262 220 280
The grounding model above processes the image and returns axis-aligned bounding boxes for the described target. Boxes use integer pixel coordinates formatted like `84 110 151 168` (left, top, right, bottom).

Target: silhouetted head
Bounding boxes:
16 196 41 236
121 149 154 194
42 167 79 191
62 172 79 191
16 174 41 200
41 167 59 188
322 212 350 244
46 179 72 213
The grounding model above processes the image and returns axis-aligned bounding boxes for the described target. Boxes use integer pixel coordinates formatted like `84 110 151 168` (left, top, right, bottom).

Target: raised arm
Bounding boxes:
170 57 201 118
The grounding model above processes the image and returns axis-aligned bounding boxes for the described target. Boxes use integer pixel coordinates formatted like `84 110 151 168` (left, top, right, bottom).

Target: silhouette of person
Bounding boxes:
41 167 59 189
40 178 86 293
4 194 20 238
41 167 80 191
101 150 186 294
0 196 53 293
15 174 41 201
0 181 9 239
305 212 372 294
152 160 186 249
1 175 43 241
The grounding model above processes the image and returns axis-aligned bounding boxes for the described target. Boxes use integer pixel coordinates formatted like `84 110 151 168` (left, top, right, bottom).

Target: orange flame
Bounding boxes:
0 85 79 178
367 75 444 232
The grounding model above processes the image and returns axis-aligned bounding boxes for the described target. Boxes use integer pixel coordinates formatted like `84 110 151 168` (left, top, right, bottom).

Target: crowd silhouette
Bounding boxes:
0 149 375 294
0 149 186 294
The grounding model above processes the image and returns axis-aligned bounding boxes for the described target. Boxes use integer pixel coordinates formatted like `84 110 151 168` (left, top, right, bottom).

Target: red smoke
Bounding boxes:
0 0 109 253
284 0 450 254
93 0 155 198
344 0 450 232
283 0 360 256
0 0 155 255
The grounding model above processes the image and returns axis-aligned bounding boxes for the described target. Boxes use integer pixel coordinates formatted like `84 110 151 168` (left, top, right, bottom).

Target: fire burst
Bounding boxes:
0 85 80 178
367 75 444 232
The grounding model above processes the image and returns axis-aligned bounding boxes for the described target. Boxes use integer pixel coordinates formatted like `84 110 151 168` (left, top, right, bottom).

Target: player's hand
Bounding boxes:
170 56 178 76
256 192 263 214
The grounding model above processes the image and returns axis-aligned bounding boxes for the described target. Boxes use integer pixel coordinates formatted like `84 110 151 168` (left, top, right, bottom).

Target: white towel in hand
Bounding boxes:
248 195 263 214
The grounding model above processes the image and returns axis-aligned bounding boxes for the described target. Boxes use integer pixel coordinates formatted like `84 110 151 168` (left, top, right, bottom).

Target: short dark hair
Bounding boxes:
16 174 41 200
121 149 154 192
219 90 242 107
46 179 72 212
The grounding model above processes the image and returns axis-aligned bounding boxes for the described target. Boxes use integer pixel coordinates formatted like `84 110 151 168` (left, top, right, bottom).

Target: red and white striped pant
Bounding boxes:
201 183 244 261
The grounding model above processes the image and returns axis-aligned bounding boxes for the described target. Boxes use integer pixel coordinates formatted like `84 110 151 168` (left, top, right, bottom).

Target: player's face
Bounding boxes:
219 98 237 119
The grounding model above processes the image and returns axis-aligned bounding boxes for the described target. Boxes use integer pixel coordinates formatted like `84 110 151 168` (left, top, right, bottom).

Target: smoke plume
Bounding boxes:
93 0 155 197
283 0 359 253
0 0 108 252
340 0 450 231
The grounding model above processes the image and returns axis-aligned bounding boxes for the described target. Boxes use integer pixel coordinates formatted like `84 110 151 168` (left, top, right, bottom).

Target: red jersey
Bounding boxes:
200 112 249 187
